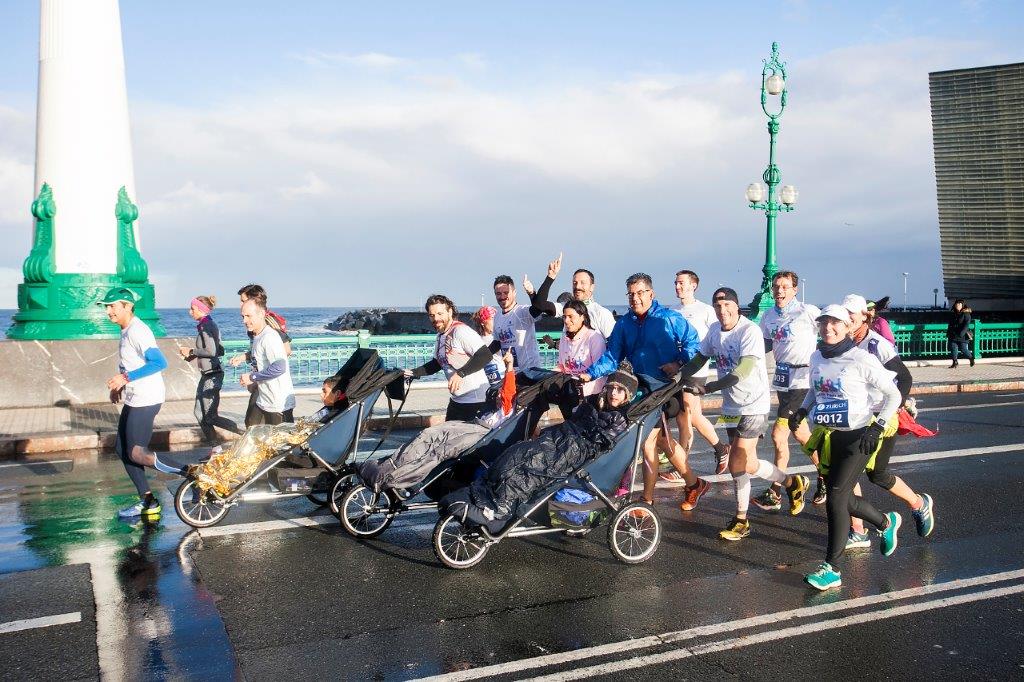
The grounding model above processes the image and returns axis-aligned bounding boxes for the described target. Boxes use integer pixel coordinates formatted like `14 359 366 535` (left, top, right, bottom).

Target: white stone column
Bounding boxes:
36 0 138 273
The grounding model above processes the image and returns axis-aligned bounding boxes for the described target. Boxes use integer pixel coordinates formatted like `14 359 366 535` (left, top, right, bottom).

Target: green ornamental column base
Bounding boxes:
748 284 775 323
7 273 165 340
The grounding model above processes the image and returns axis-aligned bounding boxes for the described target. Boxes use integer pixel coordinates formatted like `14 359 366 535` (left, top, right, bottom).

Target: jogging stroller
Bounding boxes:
173 349 406 528
431 373 679 569
336 368 566 538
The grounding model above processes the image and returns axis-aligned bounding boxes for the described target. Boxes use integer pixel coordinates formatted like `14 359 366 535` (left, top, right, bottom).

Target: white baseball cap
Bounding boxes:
841 294 868 314
816 304 852 324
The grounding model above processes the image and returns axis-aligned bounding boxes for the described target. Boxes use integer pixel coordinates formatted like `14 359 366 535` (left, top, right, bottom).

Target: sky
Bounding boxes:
1 1 1022 309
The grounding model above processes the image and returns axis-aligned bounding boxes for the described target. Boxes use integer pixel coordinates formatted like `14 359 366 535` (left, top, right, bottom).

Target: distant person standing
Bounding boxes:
100 287 168 519
230 284 295 424
178 295 240 441
946 299 974 368
239 298 295 425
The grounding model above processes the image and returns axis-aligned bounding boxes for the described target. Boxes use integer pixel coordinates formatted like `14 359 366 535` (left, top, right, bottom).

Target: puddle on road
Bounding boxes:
0 452 240 679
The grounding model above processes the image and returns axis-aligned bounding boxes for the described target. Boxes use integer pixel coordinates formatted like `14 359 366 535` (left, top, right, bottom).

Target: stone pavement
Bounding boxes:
1 359 1020 456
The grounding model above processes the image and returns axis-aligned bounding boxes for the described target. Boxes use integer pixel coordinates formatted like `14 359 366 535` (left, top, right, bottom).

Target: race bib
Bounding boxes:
773 362 792 388
813 400 849 427
718 415 741 426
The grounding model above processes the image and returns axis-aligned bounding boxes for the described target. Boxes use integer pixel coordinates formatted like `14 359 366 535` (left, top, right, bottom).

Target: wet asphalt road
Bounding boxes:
0 390 1021 680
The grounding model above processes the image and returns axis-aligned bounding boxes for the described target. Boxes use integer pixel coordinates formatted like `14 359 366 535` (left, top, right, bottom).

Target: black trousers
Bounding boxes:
825 427 887 567
117 403 161 497
194 371 240 439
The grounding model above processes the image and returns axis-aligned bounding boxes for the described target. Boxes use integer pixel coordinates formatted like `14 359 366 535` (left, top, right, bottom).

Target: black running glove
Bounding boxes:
789 408 808 433
859 422 885 456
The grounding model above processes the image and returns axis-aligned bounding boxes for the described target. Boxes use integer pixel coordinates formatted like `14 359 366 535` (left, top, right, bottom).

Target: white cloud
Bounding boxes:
0 37 1005 307
293 51 407 69
280 171 329 199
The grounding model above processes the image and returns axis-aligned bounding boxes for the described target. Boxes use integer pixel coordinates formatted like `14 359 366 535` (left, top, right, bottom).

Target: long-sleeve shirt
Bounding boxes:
586 300 699 380
189 316 224 374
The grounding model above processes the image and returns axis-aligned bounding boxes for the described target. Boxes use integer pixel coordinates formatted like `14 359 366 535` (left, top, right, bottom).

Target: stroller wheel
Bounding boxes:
174 479 229 529
328 472 358 515
608 502 661 564
338 485 395 538
432 514 490 569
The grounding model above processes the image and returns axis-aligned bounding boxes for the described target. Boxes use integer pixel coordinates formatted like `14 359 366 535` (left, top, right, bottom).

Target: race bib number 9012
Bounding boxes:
813 400 849 427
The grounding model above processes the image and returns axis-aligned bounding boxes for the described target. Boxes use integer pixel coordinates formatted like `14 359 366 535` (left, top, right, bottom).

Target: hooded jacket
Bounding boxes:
586 299 699 380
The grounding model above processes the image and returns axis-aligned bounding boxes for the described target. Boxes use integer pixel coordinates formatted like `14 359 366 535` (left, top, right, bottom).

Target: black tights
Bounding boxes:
117 403 160 497
825 427 887 567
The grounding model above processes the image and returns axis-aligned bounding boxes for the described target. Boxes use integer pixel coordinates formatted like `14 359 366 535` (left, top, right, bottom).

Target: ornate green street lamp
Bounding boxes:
746 42 799 319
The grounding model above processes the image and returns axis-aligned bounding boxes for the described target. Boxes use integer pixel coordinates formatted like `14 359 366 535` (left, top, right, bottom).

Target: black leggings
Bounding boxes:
194 371 240 439
825 427 887 566
865 435 897 490
117 403 161 497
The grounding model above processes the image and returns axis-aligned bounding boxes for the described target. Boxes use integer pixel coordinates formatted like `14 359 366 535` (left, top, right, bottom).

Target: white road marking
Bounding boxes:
413 568 1024 681
0 611 81 634
197 508 438 538
918 400 1023 413
526 581 1024 681
700 443 1024 483
0 459 73 470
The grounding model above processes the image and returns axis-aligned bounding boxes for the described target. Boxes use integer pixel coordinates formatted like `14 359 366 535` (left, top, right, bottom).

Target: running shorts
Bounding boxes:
726 414 769 440
776 389 809 423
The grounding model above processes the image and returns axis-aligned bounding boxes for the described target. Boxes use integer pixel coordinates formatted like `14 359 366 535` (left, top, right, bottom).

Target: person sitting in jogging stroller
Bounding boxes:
440 360 638 528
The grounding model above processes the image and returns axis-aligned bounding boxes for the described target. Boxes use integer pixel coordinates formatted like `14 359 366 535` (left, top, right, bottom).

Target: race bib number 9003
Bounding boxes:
773 362 791 388
813 400 849 427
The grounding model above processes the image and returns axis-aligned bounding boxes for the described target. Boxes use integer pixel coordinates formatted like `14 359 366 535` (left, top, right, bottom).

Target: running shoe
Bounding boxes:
658 470 687 485
912 493 935 537
713 442 730 475
786 475 810 516
117 501 144 518
679 478 710 511
879 512 902 557
142 500 162 518
719 517 750 541
845 531 871 550
805 562 842 591
812 477 827 505
752 487 782 511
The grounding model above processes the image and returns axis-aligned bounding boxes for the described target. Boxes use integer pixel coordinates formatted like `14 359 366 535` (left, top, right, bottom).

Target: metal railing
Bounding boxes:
222 321 1024 387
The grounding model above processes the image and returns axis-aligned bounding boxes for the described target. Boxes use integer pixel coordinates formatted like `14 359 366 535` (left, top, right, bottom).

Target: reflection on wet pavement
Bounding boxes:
0 450 240 679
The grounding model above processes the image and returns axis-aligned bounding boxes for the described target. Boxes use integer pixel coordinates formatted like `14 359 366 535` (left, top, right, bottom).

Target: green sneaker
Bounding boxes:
879 511 901 557
141 500 162 518
805 562 842 591
752 488 781 511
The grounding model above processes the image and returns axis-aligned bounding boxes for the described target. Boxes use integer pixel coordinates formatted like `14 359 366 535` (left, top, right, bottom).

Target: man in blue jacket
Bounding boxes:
578 273 710 512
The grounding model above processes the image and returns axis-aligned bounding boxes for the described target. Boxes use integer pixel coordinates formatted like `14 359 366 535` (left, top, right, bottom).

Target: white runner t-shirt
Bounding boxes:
857 329 901 410
584 300 616 339
120 317 165 407
436 322 490 404
807 347 898 430
676 300 717 379
556 327 607 396
700 316 771 416
494 303 542 370
252 325 295 413
759 301 821 390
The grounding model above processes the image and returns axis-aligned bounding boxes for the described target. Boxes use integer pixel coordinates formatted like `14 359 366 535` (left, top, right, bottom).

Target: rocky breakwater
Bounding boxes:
325 308 396 334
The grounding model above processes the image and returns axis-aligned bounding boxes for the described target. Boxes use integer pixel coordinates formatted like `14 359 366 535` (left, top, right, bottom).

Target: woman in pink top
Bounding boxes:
868 297 897 347
554 300 607 417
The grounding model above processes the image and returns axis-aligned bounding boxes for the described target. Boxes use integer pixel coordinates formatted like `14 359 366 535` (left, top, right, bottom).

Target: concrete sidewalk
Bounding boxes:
1 358 1021 456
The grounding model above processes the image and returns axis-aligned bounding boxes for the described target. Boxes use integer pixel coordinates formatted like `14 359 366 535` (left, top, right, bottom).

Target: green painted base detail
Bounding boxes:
7 184 163 340
7 273 165 340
